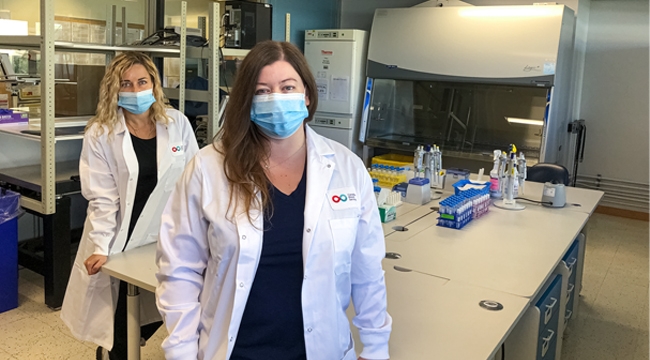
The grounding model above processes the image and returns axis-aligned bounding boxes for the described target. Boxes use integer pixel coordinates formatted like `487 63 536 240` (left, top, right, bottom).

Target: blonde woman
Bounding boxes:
61 51 199 360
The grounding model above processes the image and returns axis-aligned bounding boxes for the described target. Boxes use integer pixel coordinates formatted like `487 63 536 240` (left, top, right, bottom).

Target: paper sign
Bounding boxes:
330 76 349 102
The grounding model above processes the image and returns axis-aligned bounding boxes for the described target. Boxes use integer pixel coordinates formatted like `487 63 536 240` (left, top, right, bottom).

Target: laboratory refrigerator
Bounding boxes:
304 29 368 158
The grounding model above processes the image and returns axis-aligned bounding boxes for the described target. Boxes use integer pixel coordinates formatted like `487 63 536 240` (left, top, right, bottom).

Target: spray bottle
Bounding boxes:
489 150 502 198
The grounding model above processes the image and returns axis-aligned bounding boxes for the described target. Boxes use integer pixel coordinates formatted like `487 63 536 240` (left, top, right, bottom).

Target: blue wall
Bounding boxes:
267 0 340 51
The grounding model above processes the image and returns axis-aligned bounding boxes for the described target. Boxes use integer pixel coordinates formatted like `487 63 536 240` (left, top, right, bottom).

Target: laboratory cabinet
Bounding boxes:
505 274 563 360
550 237 580 360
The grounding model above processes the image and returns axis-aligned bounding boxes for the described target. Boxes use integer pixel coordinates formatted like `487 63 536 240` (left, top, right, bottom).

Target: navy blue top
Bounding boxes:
231 168 307 360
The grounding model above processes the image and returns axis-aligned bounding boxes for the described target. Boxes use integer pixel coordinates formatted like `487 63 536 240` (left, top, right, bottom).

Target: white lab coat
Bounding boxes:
156 125 392 360
61 108 199 350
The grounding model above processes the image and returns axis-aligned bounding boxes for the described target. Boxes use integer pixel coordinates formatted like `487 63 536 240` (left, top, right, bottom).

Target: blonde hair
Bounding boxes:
86 51 170 136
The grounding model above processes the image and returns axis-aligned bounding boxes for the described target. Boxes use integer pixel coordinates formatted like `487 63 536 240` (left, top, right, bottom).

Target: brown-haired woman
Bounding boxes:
60 51 199 360
156 40 391 360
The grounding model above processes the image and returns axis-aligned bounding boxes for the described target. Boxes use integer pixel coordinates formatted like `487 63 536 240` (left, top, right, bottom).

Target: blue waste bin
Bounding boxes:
0 189 21 313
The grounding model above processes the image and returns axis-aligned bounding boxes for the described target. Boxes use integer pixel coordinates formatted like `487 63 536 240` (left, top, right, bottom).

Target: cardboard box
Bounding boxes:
54 64 104 117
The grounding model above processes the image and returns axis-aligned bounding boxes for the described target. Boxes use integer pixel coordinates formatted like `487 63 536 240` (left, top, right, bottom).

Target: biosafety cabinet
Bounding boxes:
359 5 576 171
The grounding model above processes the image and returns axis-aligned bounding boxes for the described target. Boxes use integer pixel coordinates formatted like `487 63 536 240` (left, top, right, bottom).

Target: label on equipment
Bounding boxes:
543 187 556 197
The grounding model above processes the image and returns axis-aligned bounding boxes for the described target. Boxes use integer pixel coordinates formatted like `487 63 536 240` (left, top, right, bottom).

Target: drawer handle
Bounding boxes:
567 283 575 293
565 309 573 320
544 297 557 325
567 257 577 275
542 329 555 357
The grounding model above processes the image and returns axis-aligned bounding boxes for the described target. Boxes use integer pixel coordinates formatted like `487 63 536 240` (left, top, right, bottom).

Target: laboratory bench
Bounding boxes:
100 181 603 359
0 160 80 309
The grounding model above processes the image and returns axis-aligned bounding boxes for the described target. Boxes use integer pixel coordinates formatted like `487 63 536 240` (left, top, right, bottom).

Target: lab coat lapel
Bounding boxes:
111 111 137 255
156 120 171 180
117 110 138 177
303 126 335 267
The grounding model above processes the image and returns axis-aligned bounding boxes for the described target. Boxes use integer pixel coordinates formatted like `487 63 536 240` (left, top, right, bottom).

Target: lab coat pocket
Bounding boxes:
329 217 358 275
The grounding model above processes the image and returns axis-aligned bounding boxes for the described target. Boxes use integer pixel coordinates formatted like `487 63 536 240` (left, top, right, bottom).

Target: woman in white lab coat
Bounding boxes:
156 41 391 360
60 52 198 360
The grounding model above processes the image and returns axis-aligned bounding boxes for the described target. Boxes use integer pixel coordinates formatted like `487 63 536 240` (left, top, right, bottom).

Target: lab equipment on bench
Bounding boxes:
438 184 491 230
541 183 567 208
425 144 445 189
517 152 527 196
452 179 491 220
446 168 470 186
368 164 407 189
438 194 473 229
405 177 431 205
494 144 526 211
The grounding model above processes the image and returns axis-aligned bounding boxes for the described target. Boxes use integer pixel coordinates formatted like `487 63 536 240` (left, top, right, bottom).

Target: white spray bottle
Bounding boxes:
489 150 502 198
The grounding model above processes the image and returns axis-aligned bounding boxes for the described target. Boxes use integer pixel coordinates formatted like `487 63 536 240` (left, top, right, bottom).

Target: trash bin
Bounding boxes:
0 189 22 313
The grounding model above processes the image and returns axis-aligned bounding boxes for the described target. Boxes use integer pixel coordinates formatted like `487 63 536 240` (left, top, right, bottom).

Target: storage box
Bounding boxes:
371 153 413 168
54 64 104 117
0 109 28 124
378 205 396 223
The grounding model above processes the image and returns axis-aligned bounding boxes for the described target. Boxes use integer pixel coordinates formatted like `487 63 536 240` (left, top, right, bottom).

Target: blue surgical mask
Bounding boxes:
250 93 308 139
118 89 156 115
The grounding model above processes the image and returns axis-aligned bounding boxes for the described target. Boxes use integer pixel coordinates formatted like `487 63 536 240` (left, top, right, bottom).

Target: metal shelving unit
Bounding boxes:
0 0 195 215
0 0 242 215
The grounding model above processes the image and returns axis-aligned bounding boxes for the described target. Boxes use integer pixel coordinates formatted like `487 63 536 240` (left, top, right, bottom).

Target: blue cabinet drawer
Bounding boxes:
537 327 558 360
565 282 575 327
535 274 562 331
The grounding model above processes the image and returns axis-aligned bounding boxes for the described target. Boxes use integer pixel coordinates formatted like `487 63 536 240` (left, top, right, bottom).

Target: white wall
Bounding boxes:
577 0 649 184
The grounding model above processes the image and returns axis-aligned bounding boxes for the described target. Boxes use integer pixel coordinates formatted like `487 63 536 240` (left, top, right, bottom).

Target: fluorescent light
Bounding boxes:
505 117 544 126
459 7 560 18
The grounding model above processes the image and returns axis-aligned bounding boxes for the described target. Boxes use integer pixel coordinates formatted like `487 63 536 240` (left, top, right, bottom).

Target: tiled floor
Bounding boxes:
0 213 647 360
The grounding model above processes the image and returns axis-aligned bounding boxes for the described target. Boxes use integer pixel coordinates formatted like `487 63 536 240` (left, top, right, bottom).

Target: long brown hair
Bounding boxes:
86 51 170 137
217 40 318 222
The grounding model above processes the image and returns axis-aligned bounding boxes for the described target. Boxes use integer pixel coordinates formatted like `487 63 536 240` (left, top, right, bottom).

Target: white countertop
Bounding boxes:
348 263 530 360
384 204 589 298
102 243 157 293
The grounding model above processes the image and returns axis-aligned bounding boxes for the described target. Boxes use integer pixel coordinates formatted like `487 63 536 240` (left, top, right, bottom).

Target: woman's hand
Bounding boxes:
84 254 108 275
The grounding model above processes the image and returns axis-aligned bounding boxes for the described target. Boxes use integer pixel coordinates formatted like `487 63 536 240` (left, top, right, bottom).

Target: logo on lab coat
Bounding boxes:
331 193 357 203
328 188 359 210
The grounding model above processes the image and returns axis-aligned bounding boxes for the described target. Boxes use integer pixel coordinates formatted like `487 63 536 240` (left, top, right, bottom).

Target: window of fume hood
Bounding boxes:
364 79 548 164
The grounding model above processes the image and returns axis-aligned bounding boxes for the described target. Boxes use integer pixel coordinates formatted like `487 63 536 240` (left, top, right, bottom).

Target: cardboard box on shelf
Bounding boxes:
54 64 104 117
0 82 12 109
